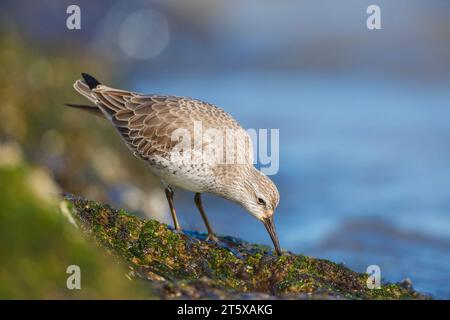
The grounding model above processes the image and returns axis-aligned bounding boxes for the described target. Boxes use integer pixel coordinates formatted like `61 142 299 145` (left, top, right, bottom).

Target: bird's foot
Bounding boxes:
206 233 219 242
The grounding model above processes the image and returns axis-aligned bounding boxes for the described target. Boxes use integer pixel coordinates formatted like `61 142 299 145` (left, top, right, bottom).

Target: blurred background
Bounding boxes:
0 0 449 298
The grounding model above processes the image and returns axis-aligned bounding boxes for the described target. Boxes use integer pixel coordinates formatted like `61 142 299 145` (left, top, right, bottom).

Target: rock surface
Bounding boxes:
65 194 429 300
0 164 147 299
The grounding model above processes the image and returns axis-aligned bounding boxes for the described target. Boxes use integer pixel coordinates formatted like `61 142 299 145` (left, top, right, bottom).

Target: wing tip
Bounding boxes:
81 73 101 90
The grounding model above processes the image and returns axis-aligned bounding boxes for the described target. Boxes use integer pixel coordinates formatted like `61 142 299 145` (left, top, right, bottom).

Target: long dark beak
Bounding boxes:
262 216 282 255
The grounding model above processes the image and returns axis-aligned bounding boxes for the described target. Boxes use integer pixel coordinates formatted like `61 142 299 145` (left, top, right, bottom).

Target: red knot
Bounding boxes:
66 73 281 255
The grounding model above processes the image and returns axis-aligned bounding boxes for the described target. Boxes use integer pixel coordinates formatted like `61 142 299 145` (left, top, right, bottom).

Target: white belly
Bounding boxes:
147 155 215 193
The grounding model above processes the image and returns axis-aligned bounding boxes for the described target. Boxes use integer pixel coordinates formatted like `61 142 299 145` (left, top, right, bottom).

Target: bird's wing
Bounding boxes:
87 85 252 163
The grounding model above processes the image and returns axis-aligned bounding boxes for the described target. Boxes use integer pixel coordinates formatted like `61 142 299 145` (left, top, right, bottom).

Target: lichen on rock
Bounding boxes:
65 194 429 300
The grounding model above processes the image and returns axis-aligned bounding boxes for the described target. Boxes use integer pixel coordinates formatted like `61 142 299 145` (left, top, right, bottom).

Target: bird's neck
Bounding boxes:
208 164 254 203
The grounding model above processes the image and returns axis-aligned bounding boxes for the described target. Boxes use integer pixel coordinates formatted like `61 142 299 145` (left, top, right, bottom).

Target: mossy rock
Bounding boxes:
0 164 149 299
65 194 429 300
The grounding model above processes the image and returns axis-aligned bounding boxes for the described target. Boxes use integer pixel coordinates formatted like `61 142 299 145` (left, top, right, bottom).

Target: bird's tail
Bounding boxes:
66 73 133 120
65 73 103 116
72 73 101 104
81 73 101 90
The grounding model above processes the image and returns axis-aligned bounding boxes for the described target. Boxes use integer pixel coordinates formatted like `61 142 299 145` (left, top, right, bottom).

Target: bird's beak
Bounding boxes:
262 215 282 255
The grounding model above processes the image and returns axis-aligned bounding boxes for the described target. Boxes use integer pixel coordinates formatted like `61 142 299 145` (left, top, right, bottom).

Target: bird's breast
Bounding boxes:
146 155 216 193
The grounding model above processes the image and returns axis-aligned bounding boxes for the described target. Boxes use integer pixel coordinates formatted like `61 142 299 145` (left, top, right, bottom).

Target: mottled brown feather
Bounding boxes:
74 83 246 162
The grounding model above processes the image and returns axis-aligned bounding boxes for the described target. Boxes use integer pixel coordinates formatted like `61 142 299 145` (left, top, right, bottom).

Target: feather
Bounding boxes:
64 103 103 117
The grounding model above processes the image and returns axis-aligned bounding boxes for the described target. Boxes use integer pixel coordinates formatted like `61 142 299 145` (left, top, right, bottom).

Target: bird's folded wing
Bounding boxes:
90 88 187 158
89 85 253 164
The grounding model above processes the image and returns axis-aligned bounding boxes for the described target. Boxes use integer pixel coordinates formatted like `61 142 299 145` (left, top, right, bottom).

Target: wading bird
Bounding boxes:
66 73 281 255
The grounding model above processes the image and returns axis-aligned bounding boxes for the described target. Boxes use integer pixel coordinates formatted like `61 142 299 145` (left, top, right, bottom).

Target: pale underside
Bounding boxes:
74 80 254 193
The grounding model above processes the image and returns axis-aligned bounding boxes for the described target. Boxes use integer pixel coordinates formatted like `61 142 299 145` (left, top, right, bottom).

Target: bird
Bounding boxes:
66 73 281 255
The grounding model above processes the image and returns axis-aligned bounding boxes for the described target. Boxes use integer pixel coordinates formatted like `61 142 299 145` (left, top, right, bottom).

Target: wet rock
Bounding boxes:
64 194 430 300
398 278 414 291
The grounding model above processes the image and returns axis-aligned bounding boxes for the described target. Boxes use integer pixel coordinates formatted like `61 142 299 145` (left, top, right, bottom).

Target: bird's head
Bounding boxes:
227 167 281 255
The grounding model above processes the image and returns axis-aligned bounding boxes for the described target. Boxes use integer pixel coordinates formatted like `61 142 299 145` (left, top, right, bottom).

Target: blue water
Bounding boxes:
132 71 450 298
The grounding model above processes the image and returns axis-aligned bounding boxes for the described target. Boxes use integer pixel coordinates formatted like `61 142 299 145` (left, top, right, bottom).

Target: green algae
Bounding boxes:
65 194 429 300
0 165 149 299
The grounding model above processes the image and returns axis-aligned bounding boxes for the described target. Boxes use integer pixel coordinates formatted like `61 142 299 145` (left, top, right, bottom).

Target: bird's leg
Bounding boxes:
164 186 181 231
194 193 219 242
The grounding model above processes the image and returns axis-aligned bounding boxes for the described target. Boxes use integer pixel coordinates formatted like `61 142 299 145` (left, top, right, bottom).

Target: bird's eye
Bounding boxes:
257 198 266 206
